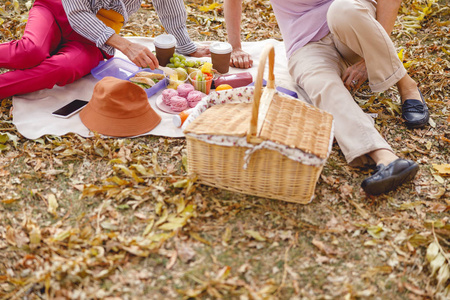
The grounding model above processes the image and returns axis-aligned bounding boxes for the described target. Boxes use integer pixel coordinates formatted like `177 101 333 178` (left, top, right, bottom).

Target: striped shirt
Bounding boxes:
62 0 196 55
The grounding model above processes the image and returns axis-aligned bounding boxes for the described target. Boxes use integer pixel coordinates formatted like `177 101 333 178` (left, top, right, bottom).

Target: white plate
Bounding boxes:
155 94 182 115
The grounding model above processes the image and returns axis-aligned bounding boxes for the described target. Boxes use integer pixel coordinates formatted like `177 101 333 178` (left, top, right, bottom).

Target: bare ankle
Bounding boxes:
397 75 420 102
369 149 398 166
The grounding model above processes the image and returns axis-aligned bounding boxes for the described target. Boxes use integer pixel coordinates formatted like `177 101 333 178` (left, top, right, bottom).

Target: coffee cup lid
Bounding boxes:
154 34 177 49
210 42 232 54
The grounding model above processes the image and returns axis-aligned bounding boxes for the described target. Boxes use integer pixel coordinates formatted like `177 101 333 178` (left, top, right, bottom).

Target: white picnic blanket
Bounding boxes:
12 37 309 139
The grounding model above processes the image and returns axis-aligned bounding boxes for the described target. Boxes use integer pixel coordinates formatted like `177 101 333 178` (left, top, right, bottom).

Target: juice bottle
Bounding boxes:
173 108 194 127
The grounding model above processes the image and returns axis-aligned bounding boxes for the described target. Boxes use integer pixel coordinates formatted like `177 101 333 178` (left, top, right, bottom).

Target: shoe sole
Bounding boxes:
362 164 420 195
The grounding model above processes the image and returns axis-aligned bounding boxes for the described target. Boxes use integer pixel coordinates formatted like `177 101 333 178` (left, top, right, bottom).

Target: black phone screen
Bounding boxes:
52 100 89 118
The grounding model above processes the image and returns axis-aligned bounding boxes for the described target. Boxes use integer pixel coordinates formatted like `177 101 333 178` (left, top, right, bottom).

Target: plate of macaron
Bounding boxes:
156 84 206 114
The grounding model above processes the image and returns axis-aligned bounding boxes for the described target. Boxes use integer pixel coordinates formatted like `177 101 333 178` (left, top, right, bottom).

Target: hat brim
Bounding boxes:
80 104 161 137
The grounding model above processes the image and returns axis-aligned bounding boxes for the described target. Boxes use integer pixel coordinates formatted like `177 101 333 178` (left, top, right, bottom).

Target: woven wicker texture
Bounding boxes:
184 103 252 137
259 94 333 159
184 44 333 203
186 137 322 204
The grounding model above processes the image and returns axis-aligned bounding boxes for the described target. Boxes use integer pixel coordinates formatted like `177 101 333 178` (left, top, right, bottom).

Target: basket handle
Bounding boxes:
247 44 275 143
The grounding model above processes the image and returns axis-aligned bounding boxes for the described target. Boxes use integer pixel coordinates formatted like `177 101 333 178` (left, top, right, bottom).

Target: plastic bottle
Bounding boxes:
213 72 253 89
173 108 194 128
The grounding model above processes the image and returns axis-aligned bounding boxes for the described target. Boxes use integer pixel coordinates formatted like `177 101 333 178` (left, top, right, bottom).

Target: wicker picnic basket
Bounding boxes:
184 44 334 204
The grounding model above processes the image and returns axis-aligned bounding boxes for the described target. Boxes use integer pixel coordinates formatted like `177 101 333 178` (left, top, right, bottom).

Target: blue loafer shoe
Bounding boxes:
361 159 419 195
402 89 429 128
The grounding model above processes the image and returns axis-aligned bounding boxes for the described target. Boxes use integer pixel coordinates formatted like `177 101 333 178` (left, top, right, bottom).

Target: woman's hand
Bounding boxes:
123 42 158 69
342 59 368 91
230 48 253 69
106 34 158 69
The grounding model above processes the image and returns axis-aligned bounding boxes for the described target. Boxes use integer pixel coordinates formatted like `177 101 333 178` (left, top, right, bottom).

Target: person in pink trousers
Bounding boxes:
0 0 208 99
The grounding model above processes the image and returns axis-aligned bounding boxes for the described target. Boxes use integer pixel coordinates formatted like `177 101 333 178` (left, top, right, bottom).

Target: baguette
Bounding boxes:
129 76 155 87
135 71 165 80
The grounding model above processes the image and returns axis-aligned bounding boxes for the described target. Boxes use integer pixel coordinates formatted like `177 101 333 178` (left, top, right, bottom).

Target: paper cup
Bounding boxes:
210 42 232 74
154 34 176 66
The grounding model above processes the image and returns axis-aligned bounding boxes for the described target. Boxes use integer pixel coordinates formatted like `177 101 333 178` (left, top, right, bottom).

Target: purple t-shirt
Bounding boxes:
270 0 334 58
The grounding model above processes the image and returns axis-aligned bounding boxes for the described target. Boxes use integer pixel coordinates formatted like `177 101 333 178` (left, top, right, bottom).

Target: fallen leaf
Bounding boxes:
433 164 450 176
312 238 337 256
46 194 58 216
245 230 266 242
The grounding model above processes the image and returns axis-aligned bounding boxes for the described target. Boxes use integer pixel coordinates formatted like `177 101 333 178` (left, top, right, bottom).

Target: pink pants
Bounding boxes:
0 0 106 99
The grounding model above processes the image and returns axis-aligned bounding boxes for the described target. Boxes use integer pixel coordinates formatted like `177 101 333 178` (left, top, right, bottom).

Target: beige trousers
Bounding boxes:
288 0 407 166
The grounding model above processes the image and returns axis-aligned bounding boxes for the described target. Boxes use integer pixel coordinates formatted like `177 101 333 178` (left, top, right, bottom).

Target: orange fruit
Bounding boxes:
215 84 233 91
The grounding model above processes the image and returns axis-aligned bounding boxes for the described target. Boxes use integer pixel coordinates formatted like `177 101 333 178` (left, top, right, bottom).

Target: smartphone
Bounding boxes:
52 99 89 118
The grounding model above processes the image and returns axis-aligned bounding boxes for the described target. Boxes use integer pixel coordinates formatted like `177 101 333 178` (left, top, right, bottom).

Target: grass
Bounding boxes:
1 0 450 299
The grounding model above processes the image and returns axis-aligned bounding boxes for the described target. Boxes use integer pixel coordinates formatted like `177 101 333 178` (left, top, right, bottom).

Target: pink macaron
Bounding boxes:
162 89 178 106
177 83 195 98
170 96 189 112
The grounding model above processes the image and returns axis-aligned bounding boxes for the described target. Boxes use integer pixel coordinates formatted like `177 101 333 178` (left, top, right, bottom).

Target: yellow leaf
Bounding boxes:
245 230 266 242
398 49 404 61
114 165 144 183
154 207 168 227
367 224 387 239
399 201 425 210
108 158 126 164
180 204 195 218
47 194 58 216
222 227 232 244
53 230 71 241
190 232 212 245
107 176 132 186
1 198 19 204
437 264 449 289
433 174 445 184
429 116 436 128
433 164 450 176
13 0 20 13
173 179 189 188
131 164 153 176
158 222 185 231
215 266 231 280
364 239 383 246
6 226 16 246
426 242 440 262
143 219 155 236
175 196 186 214
258 281 278 295
430 253 446 276
199 3 222 12
29 226 42 245
146 231 175 243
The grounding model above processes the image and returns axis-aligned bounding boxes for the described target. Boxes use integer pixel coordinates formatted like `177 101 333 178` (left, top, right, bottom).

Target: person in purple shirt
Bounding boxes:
224 0 428 195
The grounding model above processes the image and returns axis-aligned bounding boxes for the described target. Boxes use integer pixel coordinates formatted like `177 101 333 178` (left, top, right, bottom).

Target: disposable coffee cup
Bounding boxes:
210 42 232 74
154 34 176 67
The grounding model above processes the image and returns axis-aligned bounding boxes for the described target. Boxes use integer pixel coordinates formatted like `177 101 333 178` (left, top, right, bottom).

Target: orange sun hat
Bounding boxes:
80 77 161 137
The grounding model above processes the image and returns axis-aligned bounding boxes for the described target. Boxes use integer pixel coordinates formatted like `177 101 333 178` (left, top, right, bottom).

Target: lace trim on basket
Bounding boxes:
186 133 326 167
183 86 335 164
